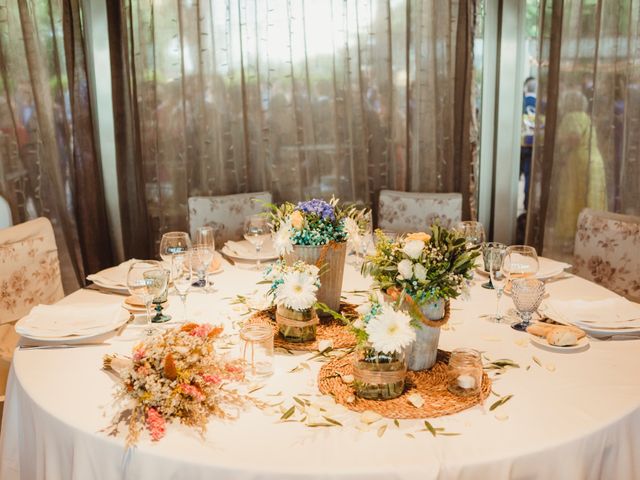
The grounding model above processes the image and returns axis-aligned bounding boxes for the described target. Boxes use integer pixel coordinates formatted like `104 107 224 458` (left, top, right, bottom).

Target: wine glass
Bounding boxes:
144 269 169 325
503 245 539 292
190 246 214 288
484 244 508 323
456 221 486 246
173 253 193 323
194 226 216 289
481 242 506 289
126 260 162 336
159 231 192 286
511 278 546 331
244 215 270 269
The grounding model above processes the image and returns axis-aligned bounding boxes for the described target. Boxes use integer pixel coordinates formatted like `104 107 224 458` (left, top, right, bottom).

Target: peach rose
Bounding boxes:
406 232 431 243
290 210 304 230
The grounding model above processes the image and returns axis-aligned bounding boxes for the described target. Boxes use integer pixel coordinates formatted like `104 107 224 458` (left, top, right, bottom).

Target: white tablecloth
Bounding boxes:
1 261 639 480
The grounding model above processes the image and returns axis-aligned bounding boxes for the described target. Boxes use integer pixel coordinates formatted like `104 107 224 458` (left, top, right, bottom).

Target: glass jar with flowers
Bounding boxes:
362 225 480 371
269 197 368 312
264 260 321 343
350 297 415 400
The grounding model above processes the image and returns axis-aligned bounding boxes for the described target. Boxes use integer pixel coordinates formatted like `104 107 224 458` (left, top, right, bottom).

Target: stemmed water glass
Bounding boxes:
193 226 216 290
456 221 486 247
126 260 165 336
481 242 506 289
484 244 508 322
159 231 192 287
244 215 270 269
502 245 539 290
173 253 193 323
511 278 546 331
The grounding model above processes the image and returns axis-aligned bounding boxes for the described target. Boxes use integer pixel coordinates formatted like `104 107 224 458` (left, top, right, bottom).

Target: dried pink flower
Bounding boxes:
146 408 166 441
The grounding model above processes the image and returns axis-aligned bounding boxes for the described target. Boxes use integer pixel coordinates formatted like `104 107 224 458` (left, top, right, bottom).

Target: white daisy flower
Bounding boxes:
365 304 415 354
273 219 294 255
397 259 414 279
402 239 425 259
275 271 318 311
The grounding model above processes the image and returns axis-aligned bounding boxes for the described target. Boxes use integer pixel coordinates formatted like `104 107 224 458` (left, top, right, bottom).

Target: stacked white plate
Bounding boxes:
16 303 127 344
543 297 640 337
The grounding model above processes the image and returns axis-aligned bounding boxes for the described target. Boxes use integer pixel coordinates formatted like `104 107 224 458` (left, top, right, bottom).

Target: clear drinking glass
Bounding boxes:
485 244 508 323
194 226 216 290
243 215 270 269
240 323 274 378
503 245 539 284
159 231 192 287
511 278 545 332
481 242 506 289
173 254 193 323
456 221 486 246
126 260 162 336
190 246 214 288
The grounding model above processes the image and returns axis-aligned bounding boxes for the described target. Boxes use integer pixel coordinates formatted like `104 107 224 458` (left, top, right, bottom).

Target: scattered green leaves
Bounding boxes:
489 394 514 412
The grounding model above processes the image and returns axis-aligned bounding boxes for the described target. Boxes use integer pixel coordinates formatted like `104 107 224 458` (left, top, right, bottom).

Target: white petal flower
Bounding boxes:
352 318 364 330
355 303 372 317
343 217 360 241
413 263 427 282
273 219 294 255
275 271 318 311
402 240 425 259
397 259 414 279
365 304 415 354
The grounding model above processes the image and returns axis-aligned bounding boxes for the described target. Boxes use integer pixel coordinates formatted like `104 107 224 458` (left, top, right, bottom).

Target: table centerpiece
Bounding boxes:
103 323 247 446
264 260 321 343
350 295 415 400
269 197 368 311
362 226 479 371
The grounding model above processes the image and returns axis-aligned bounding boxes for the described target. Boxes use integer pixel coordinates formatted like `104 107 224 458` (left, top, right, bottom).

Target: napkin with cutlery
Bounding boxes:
16 303 122 338
544 297 640 330
87 259 139 288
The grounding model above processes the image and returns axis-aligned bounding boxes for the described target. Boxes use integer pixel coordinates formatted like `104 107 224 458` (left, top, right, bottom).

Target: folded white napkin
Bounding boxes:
87 259 139 288
225 239 275 257
545 298 640 329
536 257 571 279
16 303 122 338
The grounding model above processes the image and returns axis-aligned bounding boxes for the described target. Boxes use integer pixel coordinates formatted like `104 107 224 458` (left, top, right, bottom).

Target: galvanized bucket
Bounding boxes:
284 241 347 312
404 298 445 371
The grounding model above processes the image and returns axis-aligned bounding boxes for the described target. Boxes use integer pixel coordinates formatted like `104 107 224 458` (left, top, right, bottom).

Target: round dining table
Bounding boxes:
1 258 639 480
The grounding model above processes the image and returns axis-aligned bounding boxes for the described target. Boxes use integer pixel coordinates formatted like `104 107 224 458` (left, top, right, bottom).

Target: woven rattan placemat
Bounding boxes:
248 303 358 351
318 350 491 419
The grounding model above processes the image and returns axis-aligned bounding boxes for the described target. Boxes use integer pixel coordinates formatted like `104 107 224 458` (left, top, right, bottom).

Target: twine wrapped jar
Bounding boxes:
275 304 319 343
352 345 407 400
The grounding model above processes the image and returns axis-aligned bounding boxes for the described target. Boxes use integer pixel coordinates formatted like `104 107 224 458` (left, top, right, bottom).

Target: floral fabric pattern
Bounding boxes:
378 190 462 232
0 217 64 396
188 192 272 246
573 209 640 301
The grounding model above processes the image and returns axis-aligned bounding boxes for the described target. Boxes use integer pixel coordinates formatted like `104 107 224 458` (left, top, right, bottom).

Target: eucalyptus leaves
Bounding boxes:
362 225 480 305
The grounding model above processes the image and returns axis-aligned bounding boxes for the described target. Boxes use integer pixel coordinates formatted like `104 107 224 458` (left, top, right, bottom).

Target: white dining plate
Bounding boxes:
529 334 590 352
221 239 279 262
90 278 129 295
572 323 640 337
16 308 130 344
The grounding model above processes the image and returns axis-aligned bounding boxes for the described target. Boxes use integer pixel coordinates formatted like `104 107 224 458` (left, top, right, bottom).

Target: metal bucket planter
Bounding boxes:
403 298 447 371
283 242 347 312
275 305 318 343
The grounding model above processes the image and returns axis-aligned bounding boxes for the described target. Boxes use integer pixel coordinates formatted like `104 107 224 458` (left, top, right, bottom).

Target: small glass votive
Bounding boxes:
240 323 274 378
447 348 482 397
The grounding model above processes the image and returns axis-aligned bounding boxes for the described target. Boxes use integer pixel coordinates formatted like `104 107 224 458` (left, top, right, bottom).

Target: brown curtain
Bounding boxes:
109 0 478 256
527 0 640 260
0 0 114 291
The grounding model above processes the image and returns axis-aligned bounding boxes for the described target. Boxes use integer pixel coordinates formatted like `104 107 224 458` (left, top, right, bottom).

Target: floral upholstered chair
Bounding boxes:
0 217 64 417
573 209 640 301
188 192 272 246
377 190 462 233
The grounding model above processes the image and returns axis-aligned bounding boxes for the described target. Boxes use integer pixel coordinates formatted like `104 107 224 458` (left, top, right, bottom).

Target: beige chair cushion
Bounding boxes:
573 209 640 301
0 217 64 406
188 192 272 246
378 190 462 233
